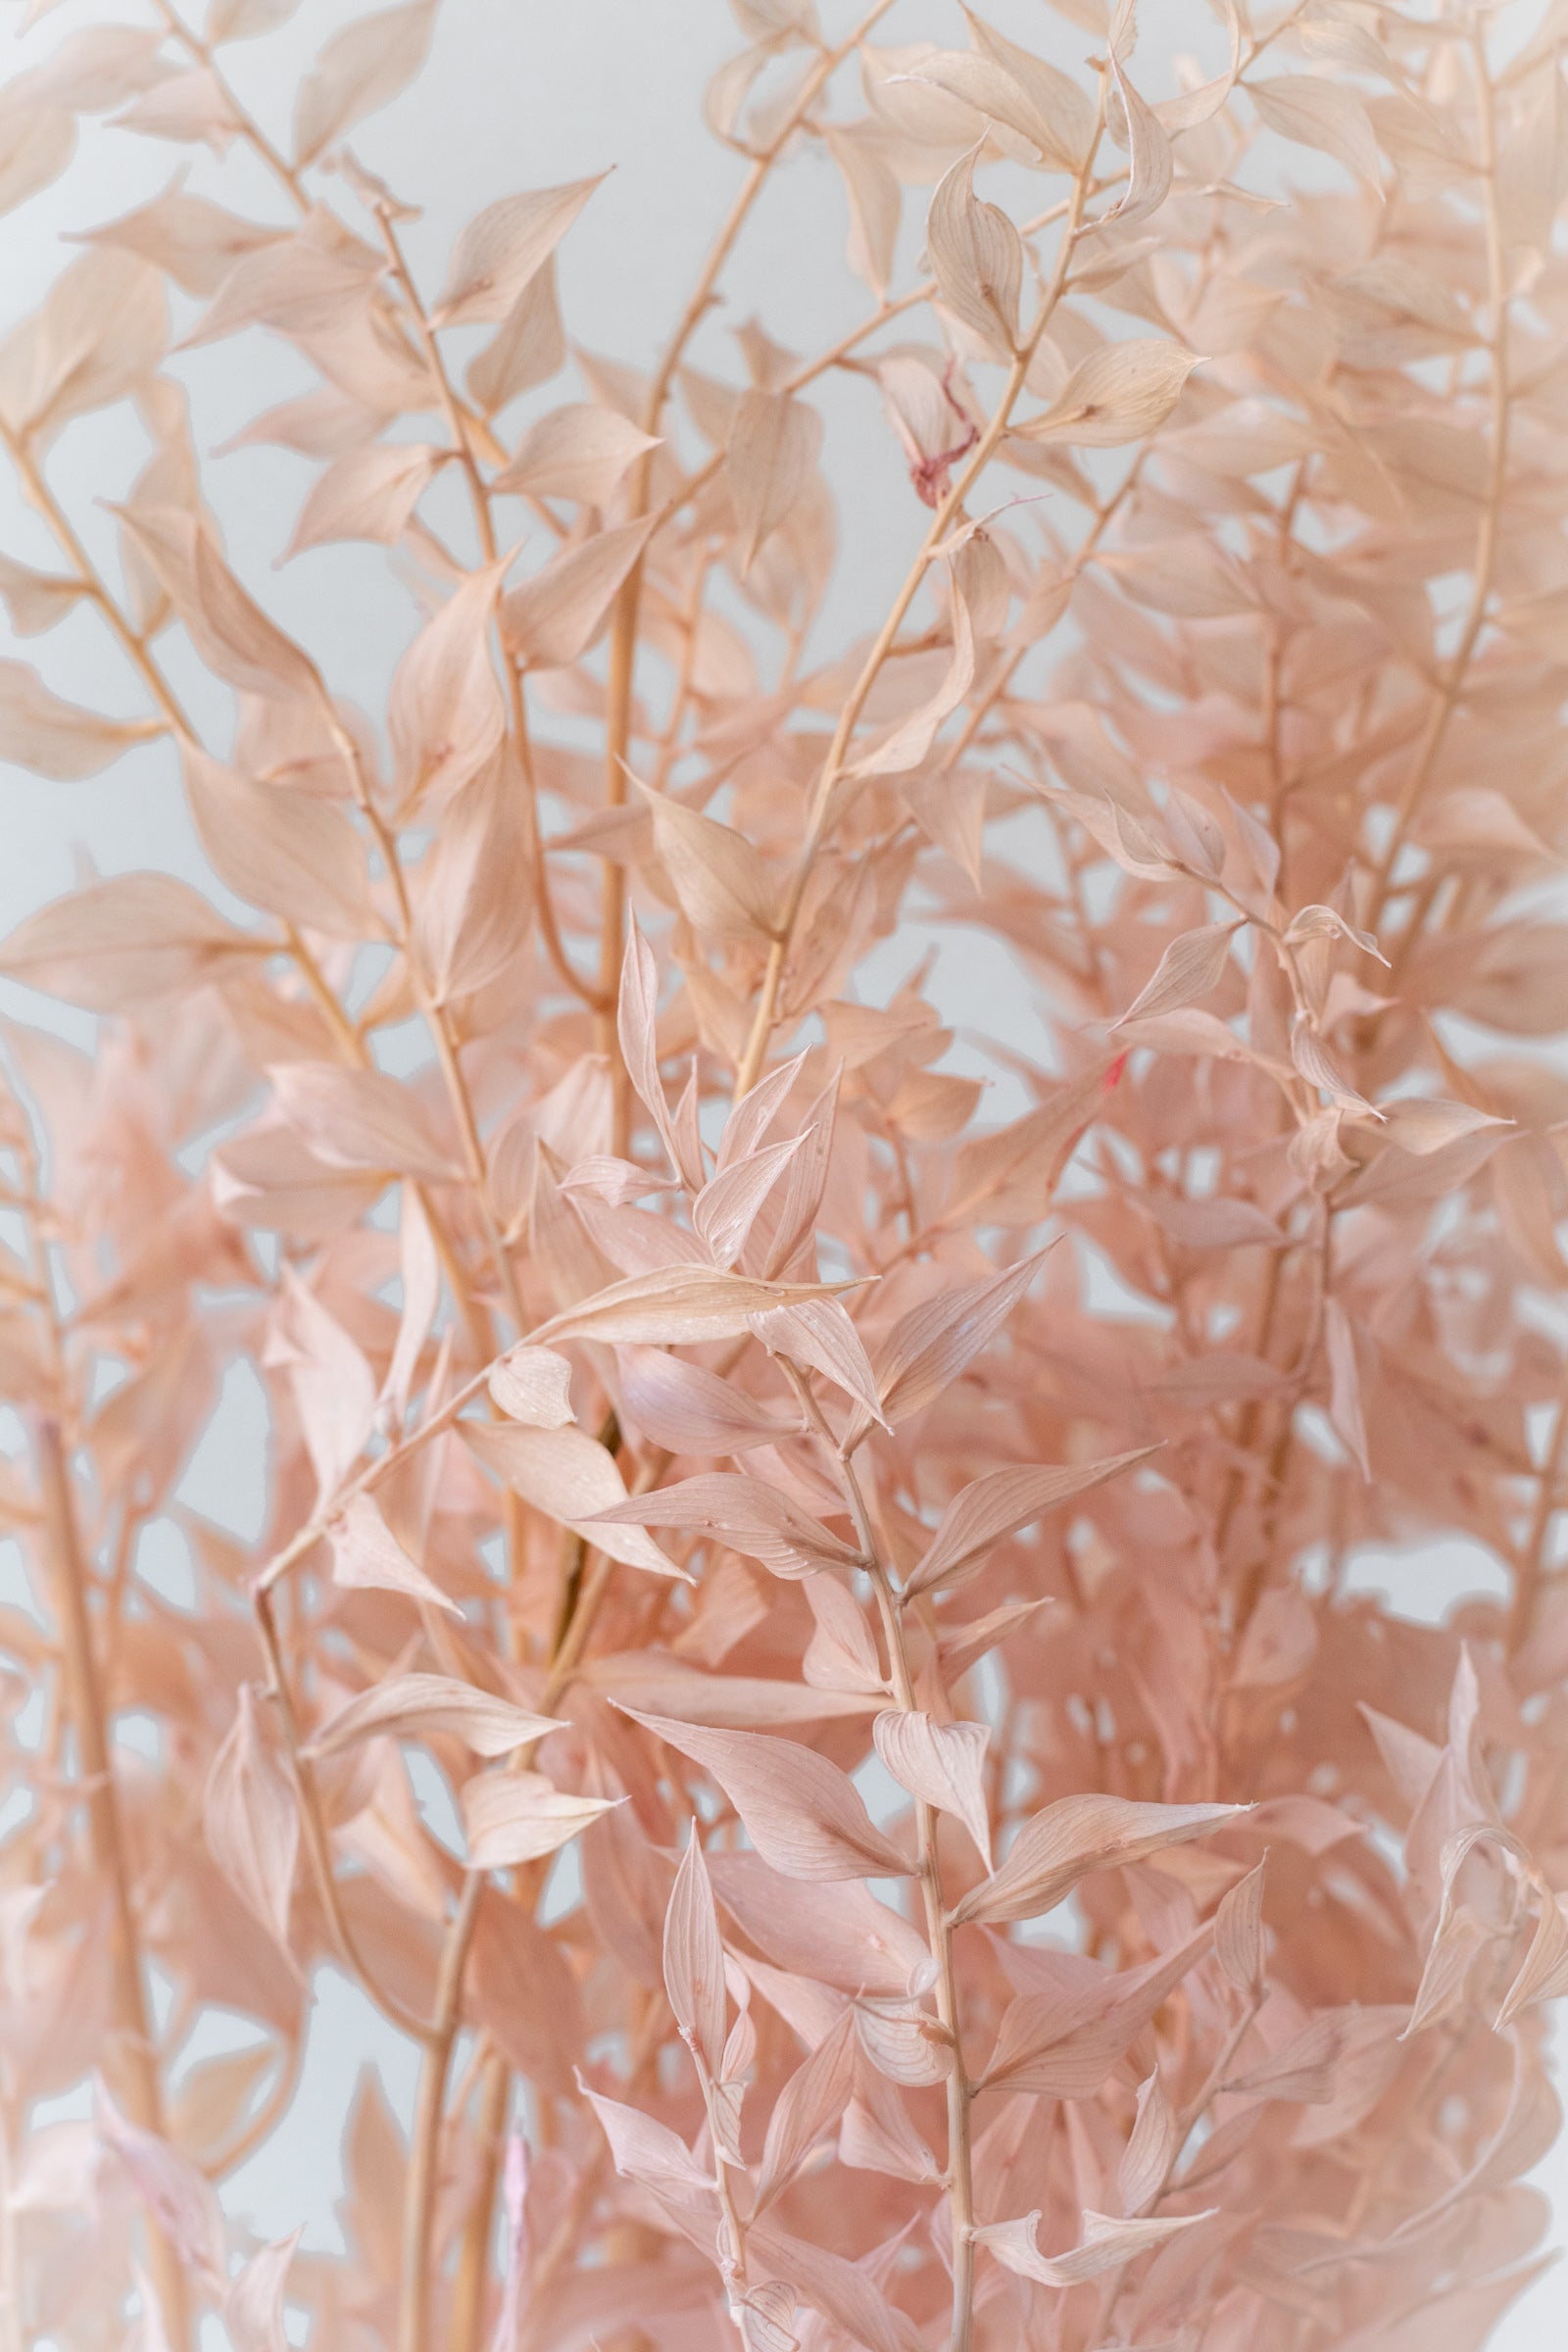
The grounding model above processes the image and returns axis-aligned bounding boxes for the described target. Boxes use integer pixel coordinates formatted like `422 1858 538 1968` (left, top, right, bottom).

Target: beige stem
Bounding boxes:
35 1419 190 2346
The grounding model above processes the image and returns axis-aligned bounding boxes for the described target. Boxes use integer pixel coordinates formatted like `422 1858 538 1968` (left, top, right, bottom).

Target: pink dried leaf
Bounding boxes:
283 440 447 559
329 1491 460 1613
463 1770 620 1869
635 776 779 940
95 2084 227 2287
693 1133 806 1266
751 1297 886 1427
502 515 656 670
973 2205 1214 2287
617 1706 915 1882
850 571 974 779
875 1247 1049 1426
1225 2013 1346 2104
956 1793 1244 1928
580 2081 716 2208
926 150 1022 359
615 1345 799 1455
383 1183 441 1422
432 173 608 327
1113 923 1238 1027
872 1709 992 1868
388 557 509 806
591 1469 859 1580
494 401 660 504
269 1060 461 1182
756 2006 857 2210
663 1826 727 2078
203 1682 300 1953
293 0 438 165
222 2227 303 2352
0 105 75 219
0 658 162 779
488 1344 575 1428
727 388 825 569
1020 338 1200 449
308 1672 560 1760
463 1420 681 1578
184 745 375 940
803 1576 886 1695
1117 2071 1179 2217
1214 1858 1268 1996
903 1447 1157 1601
530 1264 856 1348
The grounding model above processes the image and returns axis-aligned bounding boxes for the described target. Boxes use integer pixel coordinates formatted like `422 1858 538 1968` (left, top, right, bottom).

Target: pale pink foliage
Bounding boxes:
0 5 1566 2352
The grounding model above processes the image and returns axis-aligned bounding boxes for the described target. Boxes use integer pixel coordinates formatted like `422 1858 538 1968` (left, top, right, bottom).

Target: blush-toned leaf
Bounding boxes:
494 402 659 505
0 873 253 1007
850 572 975 778
1105 48 1173 225
466 256 564 414
0 659 162 779
0 104 75 218
388 558 508 806
876 1248 1048 1425
591 1469 859 1580
1114 924 1236 1027
1117 2071 1178 2216
222 2230 303 2352
0 551 84 636
615 1345 798 1454
904 1448 1155 1600
309 1673 559 1760
726 390 825 570
488 1344 575 1428
531 1264 852 1348
432 174 607 327
184 745 373 939
956 1793 1244 1927
501 516 656 670
329 1492 459 1613
284 441 446 559
80 185 281 301
1215 1857 1267 1996
465 1419 680 1577
927 151 1022 359
618 1707 914 1882
270 1060 460 1182
203 1683 299 1951
873 1710 992 1867
822 122 900 297
1250 74 1381 186
637 778 778 940
973 2205 1213 2287
463 1769 619 1869
663 1827 727 2077
1021 339 1201 449
293 0 438 165
581 2083 714 2205
1324 1297 1371 1484
756 2008 856 2209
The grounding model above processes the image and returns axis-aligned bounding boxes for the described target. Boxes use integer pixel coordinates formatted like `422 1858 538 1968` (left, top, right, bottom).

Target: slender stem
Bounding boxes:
1367 32 1509 930
254 1586 437 2045
1508 1378 1568 1655
398 1870 485 2352
733 121 1104 1099
152 0 308 208
449 2051 512 2352
33 1418 190 2346
595 0 899 1129
784 1364 976 2352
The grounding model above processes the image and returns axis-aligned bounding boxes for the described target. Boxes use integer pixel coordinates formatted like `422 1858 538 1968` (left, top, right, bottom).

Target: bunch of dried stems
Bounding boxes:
1 1 1567 2348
